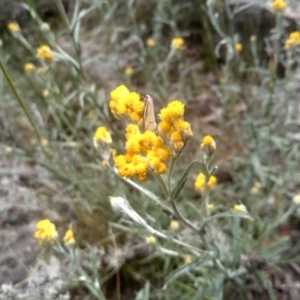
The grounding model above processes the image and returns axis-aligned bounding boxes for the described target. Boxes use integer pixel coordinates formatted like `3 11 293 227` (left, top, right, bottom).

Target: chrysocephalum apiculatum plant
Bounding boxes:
91 85 257 293
3 0 300 297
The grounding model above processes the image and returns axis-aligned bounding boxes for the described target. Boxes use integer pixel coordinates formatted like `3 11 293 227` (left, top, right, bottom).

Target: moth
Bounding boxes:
143 94 157 132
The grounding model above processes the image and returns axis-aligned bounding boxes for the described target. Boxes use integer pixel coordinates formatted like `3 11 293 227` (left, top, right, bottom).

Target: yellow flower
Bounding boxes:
41 23 50 31
170 220 179 230
234 204 247 213
147 38 156 47
207 175 217 189
94 126 112 147
208 204 215 211
146 235 156 244
293 194 300 204
201 135 216 155
23 63 35 74
159 100 184 122
270 0 286 11
235 43 243 54
171 37 184 50
43 89 50 97
251 181 261 194
7 22 20 35
184 256 192 264
125 66 133 75
250 35 257 42
109 85 144 124
114 124 171 181
158 100 192 152
195 173 217 192
285 31 300 49
5 146 13 153
36 45 54 62
34 219 58 245
63 229 75 246
41 138 49 147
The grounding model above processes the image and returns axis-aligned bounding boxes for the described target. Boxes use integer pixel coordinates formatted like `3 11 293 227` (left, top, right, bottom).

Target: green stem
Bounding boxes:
154 173 169 198
0 59 50 159
170 199 199 232
167 157 177 193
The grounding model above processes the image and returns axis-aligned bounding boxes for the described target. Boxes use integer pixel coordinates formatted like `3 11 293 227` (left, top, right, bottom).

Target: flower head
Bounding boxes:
201 135 216 156
63 229 75 246
125 66 133 75
235 43 243 54
5 146 13 153
7 22 20 35
270 0 286 12
208 204 215 211
34 219 58 245
43 89 50 97
251 181 261 194
41 23 50 31
94 126 112 160
146 235 156 244
36 45 54 62
23 63 35 74
94 126 112 146
114 124 171 181
234 204 247 213
109 85 144 125
171 37 184 50
194 173 217 192
147 38 156 47
285 31 300 49
170 220 179 230
184 256 192 264
158 100 192 153
41 138 49 147
293 194 300 204
250 35 257 42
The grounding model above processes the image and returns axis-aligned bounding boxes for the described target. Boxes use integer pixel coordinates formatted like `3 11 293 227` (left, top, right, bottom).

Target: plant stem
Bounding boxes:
0 59 49 159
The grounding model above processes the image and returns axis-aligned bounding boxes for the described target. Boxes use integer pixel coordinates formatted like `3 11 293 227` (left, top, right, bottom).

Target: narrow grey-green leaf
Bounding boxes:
201 211 253 230
171 161 200 200
134 281 150 300
163 254 210 290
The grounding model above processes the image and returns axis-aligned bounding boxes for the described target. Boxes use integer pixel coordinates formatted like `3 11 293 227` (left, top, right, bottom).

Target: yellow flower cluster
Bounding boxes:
235 43 243 54
270 0 286 11
194 173 217 192
7 22 20 35
114 124 171 181
170 220 179 230
158 100 192 151
125 66 133 75
285 31 300 49
146 235 156 244
109 85 144 124
34 219 58 245
147 38 156 47
251 181 261 194
94 126 112 147
201 135 216 155
23 63 35 74
171 37 184 50
36 45 54 62
234 204 247 213
293 194 300 204
63 229 75 246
